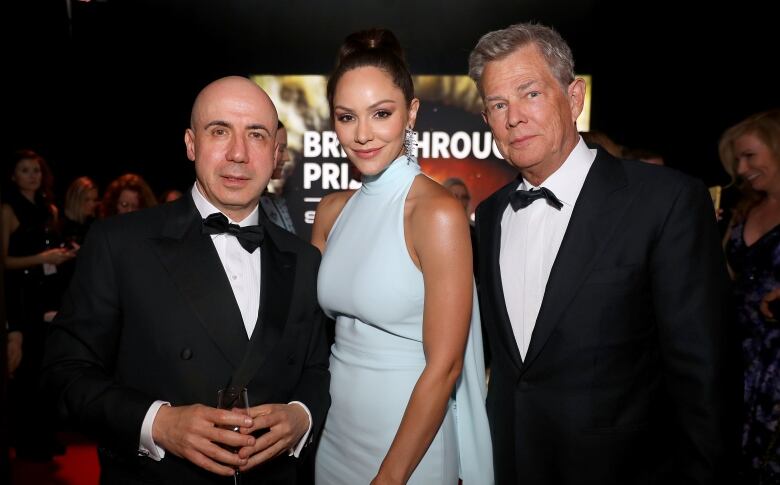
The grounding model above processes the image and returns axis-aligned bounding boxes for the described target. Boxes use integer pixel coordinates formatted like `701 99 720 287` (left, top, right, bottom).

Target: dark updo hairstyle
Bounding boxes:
326 28 415 117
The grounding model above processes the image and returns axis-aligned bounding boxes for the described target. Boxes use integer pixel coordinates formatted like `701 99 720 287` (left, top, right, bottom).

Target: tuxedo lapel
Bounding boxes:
484 179 524 369
229 218 296 388
151 197 248 369
521 152 632 371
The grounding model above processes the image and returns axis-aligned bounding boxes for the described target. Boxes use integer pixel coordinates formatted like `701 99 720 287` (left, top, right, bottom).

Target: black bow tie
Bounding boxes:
202 212 264 253
509 187 563 211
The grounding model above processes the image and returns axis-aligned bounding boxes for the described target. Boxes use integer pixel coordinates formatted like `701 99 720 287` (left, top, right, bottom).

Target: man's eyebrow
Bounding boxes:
516 80 538 92
485 80 539 103
203 120 271 134
484 94 507 103
204 120 230 130
246 124 271 134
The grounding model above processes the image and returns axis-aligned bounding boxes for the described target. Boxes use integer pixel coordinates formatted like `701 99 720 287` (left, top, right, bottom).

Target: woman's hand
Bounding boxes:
39 247 76 265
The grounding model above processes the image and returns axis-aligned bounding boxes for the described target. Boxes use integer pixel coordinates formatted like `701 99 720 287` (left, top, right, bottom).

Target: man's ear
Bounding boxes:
272 141 281 169
184 128 196 162
568 78 586 122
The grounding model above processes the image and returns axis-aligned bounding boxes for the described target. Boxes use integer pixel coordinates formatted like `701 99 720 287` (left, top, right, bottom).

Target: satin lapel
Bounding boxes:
521 153 632 372
151 196 248 369
231 221 296 387
485 179 524 369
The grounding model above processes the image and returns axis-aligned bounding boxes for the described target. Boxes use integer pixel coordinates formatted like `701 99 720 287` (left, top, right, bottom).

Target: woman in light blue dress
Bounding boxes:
311 28 493 484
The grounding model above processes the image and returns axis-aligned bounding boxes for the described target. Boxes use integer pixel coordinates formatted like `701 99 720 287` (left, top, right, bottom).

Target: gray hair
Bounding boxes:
468 22 575 96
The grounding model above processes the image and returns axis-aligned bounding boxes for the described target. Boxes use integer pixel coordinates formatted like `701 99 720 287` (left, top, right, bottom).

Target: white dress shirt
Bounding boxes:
139 183 311 460
193 184 263 337
500 137 596 360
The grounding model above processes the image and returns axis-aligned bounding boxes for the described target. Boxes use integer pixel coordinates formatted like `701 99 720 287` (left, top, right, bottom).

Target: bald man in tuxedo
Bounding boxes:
43 76 330 484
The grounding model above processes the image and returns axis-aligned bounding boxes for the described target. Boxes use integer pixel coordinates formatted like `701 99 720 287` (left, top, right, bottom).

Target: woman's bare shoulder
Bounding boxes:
408 175 465 218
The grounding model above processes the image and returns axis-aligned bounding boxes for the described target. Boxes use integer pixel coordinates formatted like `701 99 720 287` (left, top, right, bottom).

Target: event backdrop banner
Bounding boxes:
252 75 592 240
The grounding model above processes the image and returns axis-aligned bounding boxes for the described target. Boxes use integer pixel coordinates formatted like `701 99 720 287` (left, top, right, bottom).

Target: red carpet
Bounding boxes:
10 433 99 485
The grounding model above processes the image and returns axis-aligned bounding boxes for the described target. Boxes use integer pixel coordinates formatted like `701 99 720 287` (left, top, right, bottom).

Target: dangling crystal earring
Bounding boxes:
403 127 418 158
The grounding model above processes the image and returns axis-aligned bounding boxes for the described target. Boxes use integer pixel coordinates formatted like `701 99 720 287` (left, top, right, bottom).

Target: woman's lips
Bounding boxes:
352 147 383 159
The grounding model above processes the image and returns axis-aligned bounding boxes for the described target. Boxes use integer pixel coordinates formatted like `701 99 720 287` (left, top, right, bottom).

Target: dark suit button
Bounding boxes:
288 356 296 365
180 348 193 360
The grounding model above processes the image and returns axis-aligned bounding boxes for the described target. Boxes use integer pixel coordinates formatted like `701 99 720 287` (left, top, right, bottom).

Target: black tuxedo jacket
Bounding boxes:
476 148 735 485
42 195 330 484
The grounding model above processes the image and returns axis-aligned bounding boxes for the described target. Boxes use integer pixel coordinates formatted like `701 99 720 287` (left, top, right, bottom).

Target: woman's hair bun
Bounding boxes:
337 28 404 64
327 27 415 111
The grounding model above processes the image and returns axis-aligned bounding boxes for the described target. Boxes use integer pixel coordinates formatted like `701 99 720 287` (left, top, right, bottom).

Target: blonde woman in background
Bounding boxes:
720 108 780 482
62 176 99 248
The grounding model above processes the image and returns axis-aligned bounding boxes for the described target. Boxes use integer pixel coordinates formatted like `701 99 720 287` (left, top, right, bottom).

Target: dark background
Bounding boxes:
5 0 777 199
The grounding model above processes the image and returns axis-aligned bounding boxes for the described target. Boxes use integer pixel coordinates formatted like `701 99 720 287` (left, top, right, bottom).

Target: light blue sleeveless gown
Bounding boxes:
314 155 494 484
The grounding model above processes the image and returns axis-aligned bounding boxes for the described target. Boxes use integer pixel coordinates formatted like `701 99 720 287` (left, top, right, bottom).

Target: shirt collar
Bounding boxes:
520 136 596 207
191 182 259 226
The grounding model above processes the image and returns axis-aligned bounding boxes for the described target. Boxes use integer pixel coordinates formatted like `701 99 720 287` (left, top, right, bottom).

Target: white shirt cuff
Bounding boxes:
139 400 170 461
287 401 312 457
